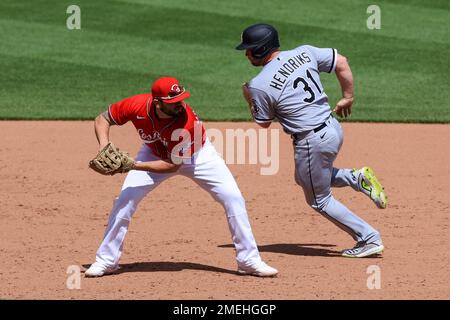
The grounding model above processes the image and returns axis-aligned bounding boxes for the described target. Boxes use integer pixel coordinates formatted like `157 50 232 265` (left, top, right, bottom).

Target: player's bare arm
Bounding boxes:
132 159 181 173
94 112 115 150
334 54 354 118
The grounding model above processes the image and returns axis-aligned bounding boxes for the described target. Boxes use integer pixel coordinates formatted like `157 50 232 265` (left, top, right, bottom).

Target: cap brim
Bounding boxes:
163 91 190 104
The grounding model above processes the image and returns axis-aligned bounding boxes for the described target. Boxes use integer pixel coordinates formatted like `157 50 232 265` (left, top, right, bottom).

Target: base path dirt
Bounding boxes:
1 121 449 299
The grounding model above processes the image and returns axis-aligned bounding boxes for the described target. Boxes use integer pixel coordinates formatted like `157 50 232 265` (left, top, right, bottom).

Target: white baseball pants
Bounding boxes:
94 139 262 269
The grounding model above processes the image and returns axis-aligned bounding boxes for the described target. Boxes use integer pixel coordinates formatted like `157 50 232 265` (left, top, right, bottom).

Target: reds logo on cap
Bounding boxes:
152 77 191 104
171 84 182 94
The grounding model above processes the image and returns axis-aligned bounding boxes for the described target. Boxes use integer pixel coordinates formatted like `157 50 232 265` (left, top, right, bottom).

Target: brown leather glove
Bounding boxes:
89 142 135 175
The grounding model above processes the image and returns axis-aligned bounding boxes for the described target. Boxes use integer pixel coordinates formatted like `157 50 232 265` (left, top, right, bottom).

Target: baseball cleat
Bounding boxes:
237 261 279 277
342 241 384 258
353 167 387 209
85 262 120 277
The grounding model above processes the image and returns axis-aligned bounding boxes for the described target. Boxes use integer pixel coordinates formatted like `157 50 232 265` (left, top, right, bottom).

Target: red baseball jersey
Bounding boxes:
108 94 205 160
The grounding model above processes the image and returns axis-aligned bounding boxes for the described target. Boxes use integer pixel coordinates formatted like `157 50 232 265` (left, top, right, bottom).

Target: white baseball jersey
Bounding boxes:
248 45 337 134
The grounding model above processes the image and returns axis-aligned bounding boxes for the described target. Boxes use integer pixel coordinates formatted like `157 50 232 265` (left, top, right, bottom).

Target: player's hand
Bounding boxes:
334 97 353 118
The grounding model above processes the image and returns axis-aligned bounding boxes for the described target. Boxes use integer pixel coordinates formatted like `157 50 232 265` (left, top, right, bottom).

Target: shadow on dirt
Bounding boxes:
82 261 237 276
219 243 382 258
81 243 383 276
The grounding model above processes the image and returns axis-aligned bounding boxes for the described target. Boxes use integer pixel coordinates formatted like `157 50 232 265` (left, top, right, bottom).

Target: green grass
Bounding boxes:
0 0 449 122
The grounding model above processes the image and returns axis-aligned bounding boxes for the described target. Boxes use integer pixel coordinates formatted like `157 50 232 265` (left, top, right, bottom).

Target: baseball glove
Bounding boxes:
89 142 135 175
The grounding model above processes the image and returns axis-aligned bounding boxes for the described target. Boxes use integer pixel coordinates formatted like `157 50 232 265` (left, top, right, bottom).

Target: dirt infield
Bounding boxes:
1 121 449 299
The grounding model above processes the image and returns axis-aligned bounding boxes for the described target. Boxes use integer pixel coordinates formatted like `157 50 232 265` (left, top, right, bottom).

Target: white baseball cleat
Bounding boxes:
85 262 120 277
237 261 278 277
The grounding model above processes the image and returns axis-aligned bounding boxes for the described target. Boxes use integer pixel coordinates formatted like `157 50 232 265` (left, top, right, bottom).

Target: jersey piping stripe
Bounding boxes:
328 48 336 73
254 116 275 122
153 102 179 156
108 104 118 125
157 107 179 136
159 117 180 157
145 97 156 129
306 139 319 208
145 98 164 157
306 140 359 240
320 211 360 240
160 118 179 134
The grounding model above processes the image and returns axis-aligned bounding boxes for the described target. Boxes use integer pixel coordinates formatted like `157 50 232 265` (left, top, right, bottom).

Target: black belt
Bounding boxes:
312 122 327 133
291 115 332 141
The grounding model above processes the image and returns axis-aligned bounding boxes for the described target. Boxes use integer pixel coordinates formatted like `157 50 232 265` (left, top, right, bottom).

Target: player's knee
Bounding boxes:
116 192 135 208
223 189 245 204
118 186 147 203
113 187 146 215
307 195 332 213
302 195 318 210
308 202 323 213
217 188 245 211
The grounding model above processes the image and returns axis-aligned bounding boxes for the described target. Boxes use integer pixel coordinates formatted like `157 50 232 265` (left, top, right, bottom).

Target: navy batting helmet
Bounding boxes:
236 23 280 59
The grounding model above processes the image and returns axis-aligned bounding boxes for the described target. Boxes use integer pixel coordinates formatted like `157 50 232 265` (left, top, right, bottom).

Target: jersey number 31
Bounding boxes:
293 70 322 103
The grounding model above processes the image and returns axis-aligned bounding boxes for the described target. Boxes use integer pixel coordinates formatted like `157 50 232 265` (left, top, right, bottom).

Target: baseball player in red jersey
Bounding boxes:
85 77 278 277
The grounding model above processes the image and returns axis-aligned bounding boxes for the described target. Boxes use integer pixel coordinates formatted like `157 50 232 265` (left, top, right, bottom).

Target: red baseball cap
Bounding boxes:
151 77 190 103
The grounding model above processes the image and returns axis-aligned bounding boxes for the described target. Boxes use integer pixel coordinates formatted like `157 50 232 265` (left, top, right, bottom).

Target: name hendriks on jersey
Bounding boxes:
270 52 311 90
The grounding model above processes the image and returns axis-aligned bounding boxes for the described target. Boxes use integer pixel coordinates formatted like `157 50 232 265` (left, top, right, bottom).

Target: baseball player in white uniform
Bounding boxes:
85 76 278 277
236 24 388 258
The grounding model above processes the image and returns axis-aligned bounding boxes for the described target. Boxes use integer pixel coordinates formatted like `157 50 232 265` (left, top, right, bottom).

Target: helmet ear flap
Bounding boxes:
252 45 267 59
252 44 277 59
